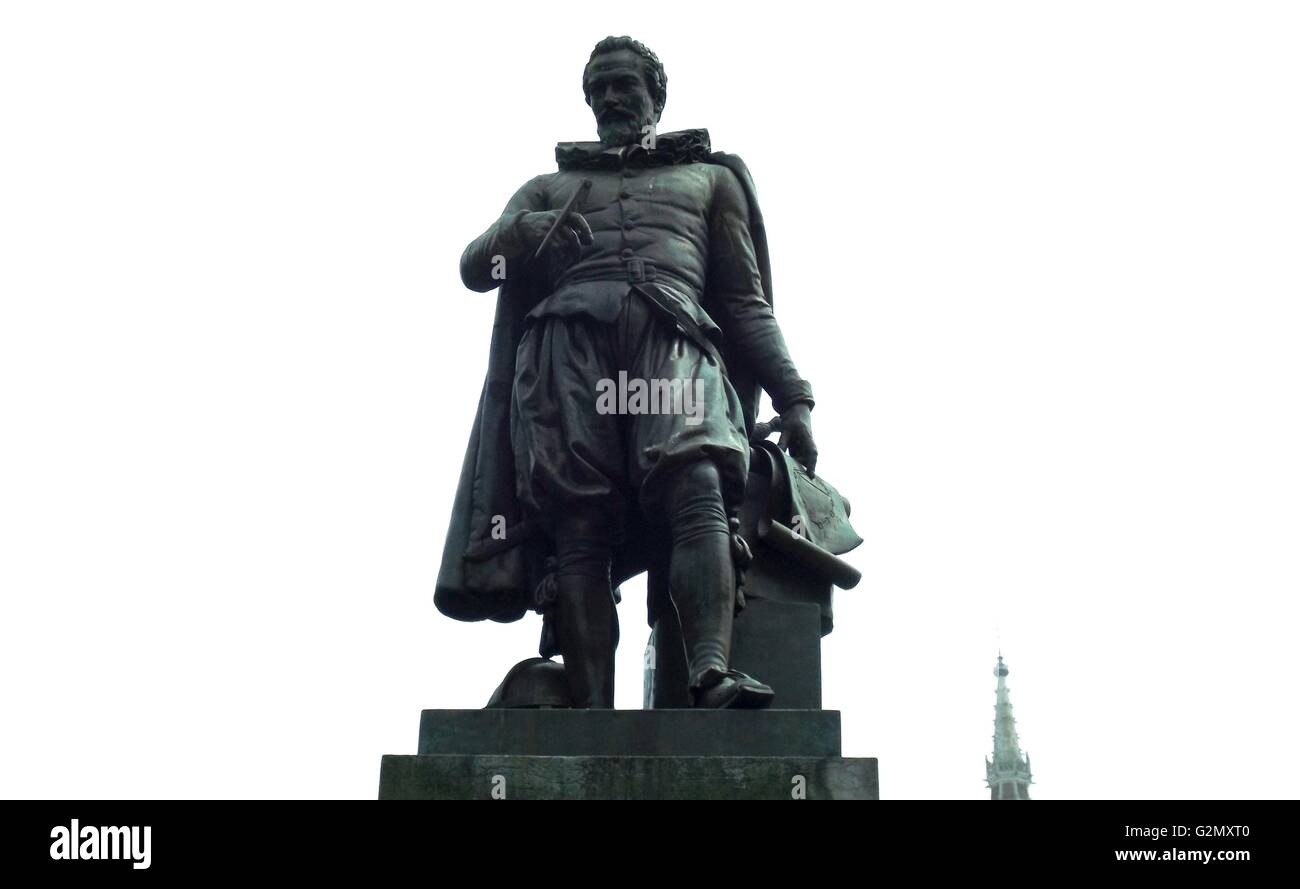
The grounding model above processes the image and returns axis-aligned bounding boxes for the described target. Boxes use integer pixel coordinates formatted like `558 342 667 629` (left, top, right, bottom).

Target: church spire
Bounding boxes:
985 653 1033 800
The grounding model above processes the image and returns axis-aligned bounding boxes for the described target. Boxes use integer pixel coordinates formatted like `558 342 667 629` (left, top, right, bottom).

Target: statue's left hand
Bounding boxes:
778 402 818 477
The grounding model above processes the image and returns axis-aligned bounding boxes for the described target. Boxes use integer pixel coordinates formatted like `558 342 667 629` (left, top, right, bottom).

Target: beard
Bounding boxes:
596 114 648 147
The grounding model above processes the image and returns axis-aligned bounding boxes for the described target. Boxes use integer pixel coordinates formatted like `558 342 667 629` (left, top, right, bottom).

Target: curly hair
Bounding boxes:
583 36 667 115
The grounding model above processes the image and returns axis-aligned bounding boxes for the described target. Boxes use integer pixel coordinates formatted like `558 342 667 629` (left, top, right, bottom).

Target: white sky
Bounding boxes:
2 1 1297 800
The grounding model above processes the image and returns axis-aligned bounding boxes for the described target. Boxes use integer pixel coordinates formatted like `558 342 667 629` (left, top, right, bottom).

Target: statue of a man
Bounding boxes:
436 36 818 709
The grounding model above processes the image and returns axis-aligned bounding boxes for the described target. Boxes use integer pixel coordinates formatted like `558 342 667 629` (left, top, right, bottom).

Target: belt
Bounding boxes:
558 255 697 293
623 254 656 283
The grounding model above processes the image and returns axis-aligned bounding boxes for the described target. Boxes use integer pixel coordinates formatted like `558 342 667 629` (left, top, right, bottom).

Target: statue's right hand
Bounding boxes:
514 209 594 264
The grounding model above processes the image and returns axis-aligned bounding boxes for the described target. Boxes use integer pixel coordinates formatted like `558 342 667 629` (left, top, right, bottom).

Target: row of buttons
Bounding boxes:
619 165 646 279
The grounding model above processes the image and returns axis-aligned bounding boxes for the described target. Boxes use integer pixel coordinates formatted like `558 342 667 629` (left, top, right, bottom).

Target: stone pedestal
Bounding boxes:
378 709 878 800
646 598 824 709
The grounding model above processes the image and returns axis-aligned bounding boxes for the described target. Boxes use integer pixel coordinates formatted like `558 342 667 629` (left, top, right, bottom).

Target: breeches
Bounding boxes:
510 287 749 546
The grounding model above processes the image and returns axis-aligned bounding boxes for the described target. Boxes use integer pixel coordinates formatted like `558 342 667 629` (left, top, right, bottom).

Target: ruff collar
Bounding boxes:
555 128 712 171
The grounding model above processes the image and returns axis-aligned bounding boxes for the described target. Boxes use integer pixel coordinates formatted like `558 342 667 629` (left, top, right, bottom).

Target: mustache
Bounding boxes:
598 108 635 122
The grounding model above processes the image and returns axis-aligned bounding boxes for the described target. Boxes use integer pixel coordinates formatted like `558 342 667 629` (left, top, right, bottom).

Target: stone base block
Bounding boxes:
418 708 843 757
378 753 879 800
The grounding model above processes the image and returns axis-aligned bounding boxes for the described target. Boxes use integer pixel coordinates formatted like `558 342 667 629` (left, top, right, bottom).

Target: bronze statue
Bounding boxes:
436 36 818 709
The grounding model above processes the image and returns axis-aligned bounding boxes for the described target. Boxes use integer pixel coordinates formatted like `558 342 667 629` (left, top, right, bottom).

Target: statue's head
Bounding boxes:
583 36 666 147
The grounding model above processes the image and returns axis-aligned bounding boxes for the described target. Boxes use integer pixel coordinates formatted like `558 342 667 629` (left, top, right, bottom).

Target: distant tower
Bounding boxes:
986 654 1033 800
